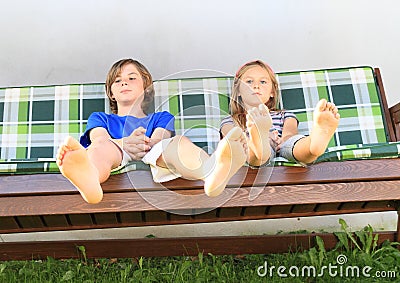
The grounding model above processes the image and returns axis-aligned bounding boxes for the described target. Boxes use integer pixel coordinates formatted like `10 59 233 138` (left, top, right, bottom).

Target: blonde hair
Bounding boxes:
105 59 154 114
230 60 279 130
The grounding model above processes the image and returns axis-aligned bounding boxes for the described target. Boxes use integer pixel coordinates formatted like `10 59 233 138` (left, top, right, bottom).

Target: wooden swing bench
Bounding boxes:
1 66 399 260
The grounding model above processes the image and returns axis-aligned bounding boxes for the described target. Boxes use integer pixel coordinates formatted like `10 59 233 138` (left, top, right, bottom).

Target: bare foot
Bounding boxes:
204 127 247 197
56 136 103 204
309 99 340 157
246 104 272 164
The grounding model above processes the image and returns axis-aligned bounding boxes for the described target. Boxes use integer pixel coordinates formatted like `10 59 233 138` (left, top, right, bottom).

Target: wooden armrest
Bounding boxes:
389 102 400 141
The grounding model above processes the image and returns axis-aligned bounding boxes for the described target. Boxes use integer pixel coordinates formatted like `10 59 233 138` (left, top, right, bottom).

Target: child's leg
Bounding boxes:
56 136 122 204
157 127 247 197
292 99 340 164
246 104 272 166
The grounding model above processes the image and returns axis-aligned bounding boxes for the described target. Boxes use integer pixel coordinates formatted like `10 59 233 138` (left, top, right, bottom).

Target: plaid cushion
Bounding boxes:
0 66 395 174
316 141 400 162
277 67 388 147
154 77 231 153
0 84 107 159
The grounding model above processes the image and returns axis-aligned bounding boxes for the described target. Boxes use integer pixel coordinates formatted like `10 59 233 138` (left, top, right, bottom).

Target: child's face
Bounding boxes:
238 65 274 109
111 63 145 106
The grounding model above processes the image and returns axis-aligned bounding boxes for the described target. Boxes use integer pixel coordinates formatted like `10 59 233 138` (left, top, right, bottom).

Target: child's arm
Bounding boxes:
276 117 298 151
281 117 299 142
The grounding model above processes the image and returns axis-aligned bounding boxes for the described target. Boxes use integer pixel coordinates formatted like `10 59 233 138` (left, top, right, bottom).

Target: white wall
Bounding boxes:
1 0 399 107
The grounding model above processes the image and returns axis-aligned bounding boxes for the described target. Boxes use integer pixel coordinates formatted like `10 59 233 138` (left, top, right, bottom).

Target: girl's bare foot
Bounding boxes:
204 127 247 197
309 99 340 157
56 136 103 204
246 104 272 163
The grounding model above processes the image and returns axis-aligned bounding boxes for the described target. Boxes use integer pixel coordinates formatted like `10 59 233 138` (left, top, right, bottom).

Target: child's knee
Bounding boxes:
171 135 191 146
90 136 113 149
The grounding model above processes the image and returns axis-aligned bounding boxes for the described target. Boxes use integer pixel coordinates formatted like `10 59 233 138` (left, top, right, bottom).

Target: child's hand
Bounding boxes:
269 130 282 151
123 127 151 160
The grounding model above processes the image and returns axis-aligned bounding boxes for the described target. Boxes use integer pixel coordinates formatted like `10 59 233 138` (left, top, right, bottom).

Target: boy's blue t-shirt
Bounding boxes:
80 111 175 148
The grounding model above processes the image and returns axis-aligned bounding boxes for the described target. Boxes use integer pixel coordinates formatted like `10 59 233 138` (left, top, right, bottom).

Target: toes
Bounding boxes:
247 107 257 118
56 147 63 157
57 145 66 158
247 105 268 121
326 102 334 111
246 112 254 123
316 99 328 111
246 119 254 129
242 139 248 153
56 145 69 166
325 102 339 115
258 103 269 115
64 136 82 150
239 131 247 143
56 137 80 167
56 151 65 166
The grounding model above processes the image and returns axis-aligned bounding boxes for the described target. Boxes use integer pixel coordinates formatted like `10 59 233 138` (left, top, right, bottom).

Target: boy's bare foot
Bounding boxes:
310 99 340 157
204 127 247 197
246 104 272 163
56 136 103 204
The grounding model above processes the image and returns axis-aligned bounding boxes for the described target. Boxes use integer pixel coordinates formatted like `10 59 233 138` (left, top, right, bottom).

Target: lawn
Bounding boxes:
1 220 399 282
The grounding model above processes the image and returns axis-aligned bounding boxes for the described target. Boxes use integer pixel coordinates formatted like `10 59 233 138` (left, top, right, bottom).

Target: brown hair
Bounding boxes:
230 60 280 130
105 59 154 114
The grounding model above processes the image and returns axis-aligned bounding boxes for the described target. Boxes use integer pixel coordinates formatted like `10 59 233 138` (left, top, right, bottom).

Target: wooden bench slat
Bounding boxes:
1 232 397 260
1 158 399 196
2 180 399 218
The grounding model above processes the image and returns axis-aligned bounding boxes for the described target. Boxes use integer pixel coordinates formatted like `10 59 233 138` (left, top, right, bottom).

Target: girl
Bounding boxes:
220 60 340 167
57 59 247 204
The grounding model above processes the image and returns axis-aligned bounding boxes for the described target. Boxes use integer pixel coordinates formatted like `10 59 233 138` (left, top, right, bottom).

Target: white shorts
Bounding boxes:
111 138 181 183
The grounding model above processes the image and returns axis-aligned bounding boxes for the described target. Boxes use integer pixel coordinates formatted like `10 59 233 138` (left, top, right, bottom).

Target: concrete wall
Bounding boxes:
1 0 399 106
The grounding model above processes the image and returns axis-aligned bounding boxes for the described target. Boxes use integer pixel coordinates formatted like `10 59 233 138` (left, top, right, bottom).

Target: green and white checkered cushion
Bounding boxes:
154 77 231 153
277 66 388 147
316 142 400 162
0 84 108 159
0 66 396 174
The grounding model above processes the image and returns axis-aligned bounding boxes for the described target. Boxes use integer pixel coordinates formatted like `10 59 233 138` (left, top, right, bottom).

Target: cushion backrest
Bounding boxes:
278 66 388 148
0 84 107 159
0 66 388 159
153 77 231 153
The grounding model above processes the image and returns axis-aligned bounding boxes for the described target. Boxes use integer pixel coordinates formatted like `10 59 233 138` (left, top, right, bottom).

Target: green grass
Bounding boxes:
1 219 400 282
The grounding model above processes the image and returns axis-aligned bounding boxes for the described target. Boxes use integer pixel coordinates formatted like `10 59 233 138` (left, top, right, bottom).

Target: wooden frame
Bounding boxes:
1 68 400 260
